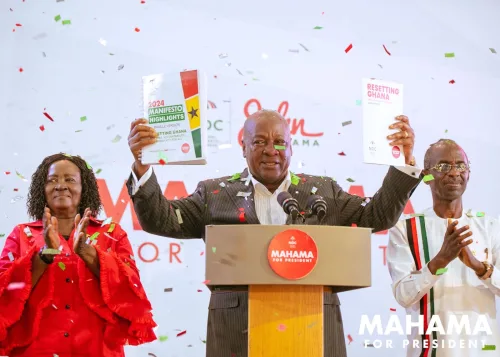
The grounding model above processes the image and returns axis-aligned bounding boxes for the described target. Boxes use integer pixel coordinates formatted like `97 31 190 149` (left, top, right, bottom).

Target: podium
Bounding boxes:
205 224 372 357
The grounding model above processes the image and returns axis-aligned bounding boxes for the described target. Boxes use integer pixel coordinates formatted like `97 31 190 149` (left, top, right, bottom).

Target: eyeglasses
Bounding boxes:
428 163 469 173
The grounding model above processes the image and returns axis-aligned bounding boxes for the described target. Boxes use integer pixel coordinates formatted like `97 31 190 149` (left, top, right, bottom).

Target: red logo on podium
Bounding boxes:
267 229 318 280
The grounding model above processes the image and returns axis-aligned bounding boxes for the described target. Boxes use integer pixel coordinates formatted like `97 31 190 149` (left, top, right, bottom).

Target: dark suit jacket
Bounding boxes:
127 166 420 356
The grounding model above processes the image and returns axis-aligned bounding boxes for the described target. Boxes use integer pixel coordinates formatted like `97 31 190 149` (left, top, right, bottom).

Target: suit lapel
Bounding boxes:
222 168 260 224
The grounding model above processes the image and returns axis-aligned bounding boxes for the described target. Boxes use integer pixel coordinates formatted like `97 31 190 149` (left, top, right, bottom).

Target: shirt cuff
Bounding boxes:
395 164 422 179
130 165 153 196
421 263 441 286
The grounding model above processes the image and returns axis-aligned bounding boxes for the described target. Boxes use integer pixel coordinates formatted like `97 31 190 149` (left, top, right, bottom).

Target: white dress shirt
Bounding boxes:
388 207 500 357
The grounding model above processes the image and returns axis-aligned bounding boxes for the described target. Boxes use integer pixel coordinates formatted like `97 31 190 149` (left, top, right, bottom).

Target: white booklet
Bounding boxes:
140 70 207 165
362 78 405 166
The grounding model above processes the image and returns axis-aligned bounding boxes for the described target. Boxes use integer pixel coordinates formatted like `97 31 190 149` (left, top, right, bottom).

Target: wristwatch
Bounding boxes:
38 246 55 264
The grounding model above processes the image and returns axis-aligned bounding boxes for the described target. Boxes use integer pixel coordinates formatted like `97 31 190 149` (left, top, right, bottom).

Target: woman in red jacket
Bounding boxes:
0 153 157 356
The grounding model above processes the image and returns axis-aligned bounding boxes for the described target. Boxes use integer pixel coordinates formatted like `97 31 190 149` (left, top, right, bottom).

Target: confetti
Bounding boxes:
0 234 5 238
277 324 286 331
238 208 245 223
62 20 71 25
274 145 286 150
444 52 455 58
382 45 391 56
219 182 226 188
313 26 323 30
41 248 61 255
465 209 473 218
164 287 173 292
95 168 102 174
175 209 183 224
7 252 14 262
5 171 10 175
290 173 300 186
299 43 309 52
54 15 61 22
347 334 353 344
338 152 346 156
476 212 485 217
445 129 448 133
436 268 448 275
80 116 87 122
237 191 251 197
39 125 45 132
490 48 497 54
228 173 241 182
390 308 396 312
104 233 117 241
345 44 353 53
342 120 352 126
159 159 166 165
482 345 496 350
355 100 362 105
111 135 122 143
19 67 24 73
211 247 217 254
16 171 27 181
158 336 168 342
346 178 355 183
98 38 107 46
261 53 269 59
24 227 32 237
135 27 141 32
7 282 26 290
42 112 55 123
58 262 66 271
423 174 434 182
288 49 299 53
102 217 112 226
311 187 318 194
176 330 187 337
219 53 228 59
449 79 455 84
118 64 124 71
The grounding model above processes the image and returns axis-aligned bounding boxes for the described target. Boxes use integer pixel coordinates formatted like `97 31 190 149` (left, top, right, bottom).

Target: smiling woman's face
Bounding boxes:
44 160 82 217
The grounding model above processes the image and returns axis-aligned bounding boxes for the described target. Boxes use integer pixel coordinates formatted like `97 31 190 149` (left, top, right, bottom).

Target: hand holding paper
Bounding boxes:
387 115 415 165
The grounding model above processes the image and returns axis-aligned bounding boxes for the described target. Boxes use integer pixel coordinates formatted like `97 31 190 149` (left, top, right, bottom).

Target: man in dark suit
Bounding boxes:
126 110 422 357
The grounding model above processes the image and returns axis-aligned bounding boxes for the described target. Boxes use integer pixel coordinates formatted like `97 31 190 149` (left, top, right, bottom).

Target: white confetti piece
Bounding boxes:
342 120 352 126
7 252 14 262
218 53 228 59
98 38 107 46
58 245 63 251
311 187 318 194
245 176 251 186
7 282 26 290
52 304 58 310
104 232 118 241
101 217 112 226
261 53 269 59
288 49 299 53
299 43 310 52
236 69 243 76
23 226 32 237
10 196 23 203
237 191 252 197
118 64 124 71
175 209 183 224
111 135 122 143
219 182 226 188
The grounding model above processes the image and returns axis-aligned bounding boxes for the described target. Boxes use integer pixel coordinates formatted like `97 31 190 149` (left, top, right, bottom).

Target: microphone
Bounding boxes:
306 195 327 223
277 192 301 223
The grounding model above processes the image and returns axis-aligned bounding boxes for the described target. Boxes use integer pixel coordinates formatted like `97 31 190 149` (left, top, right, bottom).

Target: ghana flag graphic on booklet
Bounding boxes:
141 70 207 165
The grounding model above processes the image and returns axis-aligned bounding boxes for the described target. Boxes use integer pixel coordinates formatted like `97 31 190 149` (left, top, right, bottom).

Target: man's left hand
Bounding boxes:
458 246 486 275
388 115 415 165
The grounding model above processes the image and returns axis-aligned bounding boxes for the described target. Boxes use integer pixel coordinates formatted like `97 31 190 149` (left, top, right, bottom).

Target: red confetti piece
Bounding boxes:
200 251 204 256
212 189 220 194
238 211 246 222
203 280 210 285
449 79 455 84
5 171 10 175
348 334 353 344
43 112 54 121
197 289 203 292
351 223 357 227
214 75 218 79
39 125 45 131
277 324 286 331
383 44 391 56
338 151 346 156
158 159 166 165
134 27 141 32
13 188 18 192
19 68 23 72
176 330 187 337
15 23 22 27
7 282 25 290
390 308 396 312
302 177 306 182
345 44 353 53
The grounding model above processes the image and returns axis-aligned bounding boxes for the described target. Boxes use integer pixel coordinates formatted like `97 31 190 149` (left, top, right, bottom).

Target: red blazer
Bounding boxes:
0 217 157 356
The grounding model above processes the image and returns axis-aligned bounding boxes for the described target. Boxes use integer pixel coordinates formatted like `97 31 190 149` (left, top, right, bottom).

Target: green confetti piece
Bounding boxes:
228 172 241 182
489 48 497 54
159 336 168 342
75 130 83 133
111 135 122 143
201 340 206 344
212 247 216 253
313 26 323 30
41 248 61 255
62 153 72 157
89 232 100 241
444 52 455 58
0 234 5 238
54 15 61 22
476 212 485 217
482 345 496 350
423 174 435 182
346 178 355 183
436 268 448 275
58 262 66 271
290 172 301 186
86 161 92 170
80 116 87 122
62 19 71 25
95 168 102 174
108 223 116 233
444 129 448 133
355 100 362 106
274 145 286 150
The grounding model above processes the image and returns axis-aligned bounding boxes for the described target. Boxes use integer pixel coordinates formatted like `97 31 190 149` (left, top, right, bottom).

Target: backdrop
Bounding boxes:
1 0 500 356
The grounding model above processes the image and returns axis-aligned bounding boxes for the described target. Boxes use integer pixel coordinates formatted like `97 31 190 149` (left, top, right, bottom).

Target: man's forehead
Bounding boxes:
432 144 467 161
